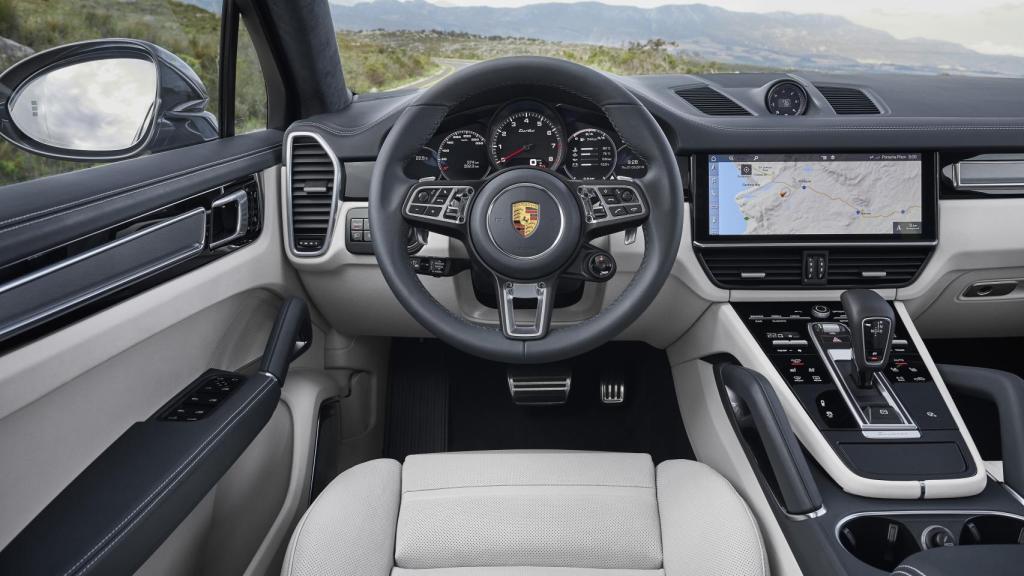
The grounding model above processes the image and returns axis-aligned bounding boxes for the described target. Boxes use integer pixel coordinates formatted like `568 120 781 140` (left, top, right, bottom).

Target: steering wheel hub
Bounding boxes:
471 168 581 280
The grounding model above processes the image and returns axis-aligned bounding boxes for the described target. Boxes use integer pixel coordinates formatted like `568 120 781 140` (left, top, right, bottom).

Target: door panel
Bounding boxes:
0 163 313 573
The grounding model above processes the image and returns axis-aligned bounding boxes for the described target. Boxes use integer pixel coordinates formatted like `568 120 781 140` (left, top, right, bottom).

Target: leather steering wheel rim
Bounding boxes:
369 56 683 363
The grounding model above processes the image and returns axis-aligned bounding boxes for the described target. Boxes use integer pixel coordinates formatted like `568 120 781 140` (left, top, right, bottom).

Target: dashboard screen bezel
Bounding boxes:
691 152 938 245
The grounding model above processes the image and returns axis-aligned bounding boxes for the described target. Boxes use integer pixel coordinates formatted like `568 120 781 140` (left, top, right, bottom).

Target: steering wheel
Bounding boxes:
370 57 683 363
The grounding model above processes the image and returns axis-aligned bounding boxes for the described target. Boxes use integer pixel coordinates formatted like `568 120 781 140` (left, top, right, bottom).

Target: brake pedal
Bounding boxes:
507 365 571 406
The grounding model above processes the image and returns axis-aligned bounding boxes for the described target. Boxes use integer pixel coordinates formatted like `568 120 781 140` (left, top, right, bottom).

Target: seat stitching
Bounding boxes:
65 377 275 576
895 565 928 576
403 482 656 493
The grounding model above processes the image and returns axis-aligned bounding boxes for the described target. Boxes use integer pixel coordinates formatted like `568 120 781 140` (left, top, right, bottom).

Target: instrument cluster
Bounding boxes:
405 99 648 182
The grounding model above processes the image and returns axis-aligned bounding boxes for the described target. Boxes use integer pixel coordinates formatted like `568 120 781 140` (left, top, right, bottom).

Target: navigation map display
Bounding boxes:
706 153 923 236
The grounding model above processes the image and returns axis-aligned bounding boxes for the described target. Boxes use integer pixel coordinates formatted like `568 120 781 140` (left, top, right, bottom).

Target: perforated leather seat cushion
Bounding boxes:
282 451 767 576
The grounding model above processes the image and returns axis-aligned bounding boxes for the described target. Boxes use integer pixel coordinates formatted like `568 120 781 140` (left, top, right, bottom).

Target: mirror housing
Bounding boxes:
0 39 217 162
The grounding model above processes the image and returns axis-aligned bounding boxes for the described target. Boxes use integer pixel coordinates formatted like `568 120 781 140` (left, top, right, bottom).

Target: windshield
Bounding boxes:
330 0 1024 93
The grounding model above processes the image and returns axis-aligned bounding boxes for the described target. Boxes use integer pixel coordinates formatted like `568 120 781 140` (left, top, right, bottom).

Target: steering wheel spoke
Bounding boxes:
403 180 480 237
572 179 649 238
494 273 558 340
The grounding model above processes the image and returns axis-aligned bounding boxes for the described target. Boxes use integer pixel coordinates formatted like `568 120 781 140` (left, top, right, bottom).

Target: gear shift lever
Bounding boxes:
840 289 894 389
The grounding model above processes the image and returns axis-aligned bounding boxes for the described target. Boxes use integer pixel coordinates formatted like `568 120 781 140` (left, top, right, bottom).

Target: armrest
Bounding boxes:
938 364 1024 492
716 363 824 515
894 544 1024 576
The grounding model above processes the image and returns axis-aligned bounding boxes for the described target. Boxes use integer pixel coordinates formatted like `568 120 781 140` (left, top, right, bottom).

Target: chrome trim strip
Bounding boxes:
285 131 341 258
499 280 551 339
953 160 1024 190
209 188 250 249
785 505 828 522
0 207 206 341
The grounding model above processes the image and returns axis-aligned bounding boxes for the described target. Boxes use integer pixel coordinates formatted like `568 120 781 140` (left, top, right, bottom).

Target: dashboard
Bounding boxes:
403 99 648 182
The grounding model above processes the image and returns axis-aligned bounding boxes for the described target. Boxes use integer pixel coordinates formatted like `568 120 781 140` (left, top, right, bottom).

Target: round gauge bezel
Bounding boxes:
405 145 440 180
765 80 809 116
615 144 648 178
437 129 489 180
564 128 617 180
487 101 567 171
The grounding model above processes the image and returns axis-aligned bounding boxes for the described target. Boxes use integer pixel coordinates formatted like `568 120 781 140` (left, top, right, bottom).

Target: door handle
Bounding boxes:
209 188 250 249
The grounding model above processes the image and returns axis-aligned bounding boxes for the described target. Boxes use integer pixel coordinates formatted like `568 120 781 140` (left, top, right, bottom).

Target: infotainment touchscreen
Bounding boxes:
704 153 927 238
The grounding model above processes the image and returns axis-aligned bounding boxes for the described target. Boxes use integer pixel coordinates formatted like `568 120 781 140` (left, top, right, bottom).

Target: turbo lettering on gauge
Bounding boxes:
489 110 566 170
565 128 616 180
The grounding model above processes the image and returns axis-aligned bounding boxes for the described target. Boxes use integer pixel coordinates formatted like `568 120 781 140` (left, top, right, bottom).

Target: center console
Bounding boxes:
733 299 976 484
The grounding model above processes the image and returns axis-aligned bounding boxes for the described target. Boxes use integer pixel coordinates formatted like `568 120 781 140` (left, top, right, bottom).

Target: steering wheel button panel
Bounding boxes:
405 185 475 224
579 183 646 223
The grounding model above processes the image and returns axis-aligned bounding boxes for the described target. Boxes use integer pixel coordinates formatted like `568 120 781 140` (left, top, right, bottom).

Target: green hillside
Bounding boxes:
0 1 745 186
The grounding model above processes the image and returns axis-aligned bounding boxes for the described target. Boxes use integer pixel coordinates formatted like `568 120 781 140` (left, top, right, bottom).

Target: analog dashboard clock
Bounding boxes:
766 81 809 116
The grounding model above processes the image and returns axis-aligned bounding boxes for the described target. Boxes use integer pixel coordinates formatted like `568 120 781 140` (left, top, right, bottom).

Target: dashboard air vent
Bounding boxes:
816 86 881 115
287 133 340 256
826 248 930 286
675 86 752 116
700 248 803 287
699 246 931 288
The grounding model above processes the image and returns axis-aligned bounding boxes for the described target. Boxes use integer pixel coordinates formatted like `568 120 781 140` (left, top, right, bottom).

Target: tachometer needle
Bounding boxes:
500 144 533 164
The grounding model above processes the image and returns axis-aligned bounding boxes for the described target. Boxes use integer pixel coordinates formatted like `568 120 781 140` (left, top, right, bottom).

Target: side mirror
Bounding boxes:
0 39 218 162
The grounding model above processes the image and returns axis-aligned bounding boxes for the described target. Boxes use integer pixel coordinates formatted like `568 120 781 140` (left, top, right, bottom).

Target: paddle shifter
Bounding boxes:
841 289 895 389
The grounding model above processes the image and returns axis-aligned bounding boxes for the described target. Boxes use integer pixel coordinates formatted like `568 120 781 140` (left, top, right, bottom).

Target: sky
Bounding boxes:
404 0 1024 57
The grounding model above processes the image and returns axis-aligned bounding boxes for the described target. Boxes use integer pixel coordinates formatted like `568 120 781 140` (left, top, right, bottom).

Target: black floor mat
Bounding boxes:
385 339 694 464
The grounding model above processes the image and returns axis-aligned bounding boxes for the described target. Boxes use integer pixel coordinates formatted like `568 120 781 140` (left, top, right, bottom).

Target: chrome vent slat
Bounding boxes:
701 247 929 288
287 133 340 256
675 86 752 116
816 86 881 115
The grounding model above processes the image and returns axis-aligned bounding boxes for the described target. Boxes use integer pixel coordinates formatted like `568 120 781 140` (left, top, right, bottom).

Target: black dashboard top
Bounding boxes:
287 70 1024 163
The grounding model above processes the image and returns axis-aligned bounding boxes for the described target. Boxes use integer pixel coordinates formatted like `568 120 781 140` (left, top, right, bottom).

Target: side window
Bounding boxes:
0 0 239 187
235 20 268 134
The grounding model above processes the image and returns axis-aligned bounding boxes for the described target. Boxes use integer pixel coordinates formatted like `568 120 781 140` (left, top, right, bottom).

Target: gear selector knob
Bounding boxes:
840 289 894 388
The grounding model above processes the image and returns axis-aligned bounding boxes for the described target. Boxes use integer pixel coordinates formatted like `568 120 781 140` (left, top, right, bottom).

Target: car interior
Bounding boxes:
2 1 1024 575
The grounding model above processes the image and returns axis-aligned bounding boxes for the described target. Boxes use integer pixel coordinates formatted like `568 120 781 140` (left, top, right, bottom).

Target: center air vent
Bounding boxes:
816 86 881 115
287 133 341 256
675 86 752 116
699 246 931 288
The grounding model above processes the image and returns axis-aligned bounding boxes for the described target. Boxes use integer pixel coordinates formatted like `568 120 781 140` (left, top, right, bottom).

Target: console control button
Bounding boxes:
922 525 956 549
865 405 903 425
811 304 831 319
816 390 856 428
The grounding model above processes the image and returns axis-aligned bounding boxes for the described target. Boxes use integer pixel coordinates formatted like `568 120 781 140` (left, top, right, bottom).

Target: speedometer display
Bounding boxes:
489 110 565 170
438 130 489 180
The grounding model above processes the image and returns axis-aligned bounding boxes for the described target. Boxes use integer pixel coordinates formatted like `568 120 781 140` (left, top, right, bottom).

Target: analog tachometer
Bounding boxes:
489 110 565 170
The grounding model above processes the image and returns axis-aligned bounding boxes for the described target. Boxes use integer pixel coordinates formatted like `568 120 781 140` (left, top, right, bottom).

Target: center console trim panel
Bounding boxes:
672 301 986 499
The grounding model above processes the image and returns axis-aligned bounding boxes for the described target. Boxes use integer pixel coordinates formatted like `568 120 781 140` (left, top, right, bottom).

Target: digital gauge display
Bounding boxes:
565 128 616 180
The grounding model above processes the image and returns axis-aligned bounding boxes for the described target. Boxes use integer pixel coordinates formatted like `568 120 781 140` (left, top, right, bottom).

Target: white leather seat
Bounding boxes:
282 451 767 576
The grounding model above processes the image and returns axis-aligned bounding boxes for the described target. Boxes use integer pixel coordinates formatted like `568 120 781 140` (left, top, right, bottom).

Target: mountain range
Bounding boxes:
323 0 1024 76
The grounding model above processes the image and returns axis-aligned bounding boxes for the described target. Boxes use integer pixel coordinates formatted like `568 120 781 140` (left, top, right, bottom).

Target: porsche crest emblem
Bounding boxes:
512 201 540 238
